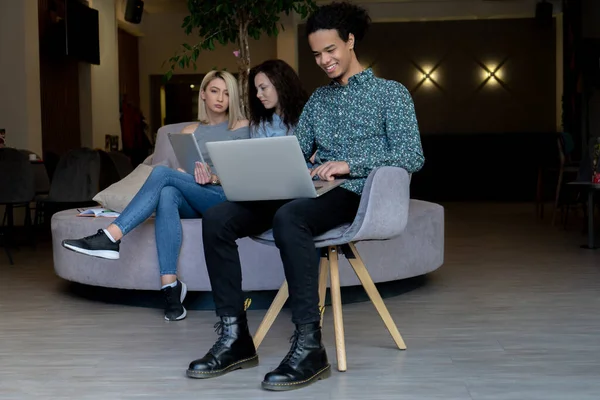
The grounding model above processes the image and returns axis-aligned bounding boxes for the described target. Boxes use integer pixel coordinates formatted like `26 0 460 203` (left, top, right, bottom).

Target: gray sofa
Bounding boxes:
51 123 444 291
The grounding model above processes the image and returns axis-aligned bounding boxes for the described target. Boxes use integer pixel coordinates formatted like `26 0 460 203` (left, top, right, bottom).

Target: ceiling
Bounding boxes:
142 0 531 14
141 0 556 16
143 0 188 14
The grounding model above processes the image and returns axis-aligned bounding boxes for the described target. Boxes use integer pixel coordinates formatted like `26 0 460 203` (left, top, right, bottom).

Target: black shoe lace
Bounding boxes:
162 286 178 307
281 330 302 365
209 321 228 355
85 230 106 241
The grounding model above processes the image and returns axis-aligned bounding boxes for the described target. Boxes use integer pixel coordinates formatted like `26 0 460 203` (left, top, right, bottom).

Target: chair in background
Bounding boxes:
251 167 435 371
0 148 36 264
553 132 580 225
97 150 122 192
41 151 60 185
35 148 101 226
16 150 51 228
108 151 134 179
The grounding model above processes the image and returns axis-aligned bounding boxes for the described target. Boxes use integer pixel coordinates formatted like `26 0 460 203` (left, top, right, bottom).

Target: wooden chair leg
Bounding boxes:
346 243 406 350
253 281 289 350
318 254 329 327
328 245 347 372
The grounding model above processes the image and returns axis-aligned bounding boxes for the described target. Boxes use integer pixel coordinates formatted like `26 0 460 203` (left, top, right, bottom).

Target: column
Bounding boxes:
0 0 42 155
80 0 121 150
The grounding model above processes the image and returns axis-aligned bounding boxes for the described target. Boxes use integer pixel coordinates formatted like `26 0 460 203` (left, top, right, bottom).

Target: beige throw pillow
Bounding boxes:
93 164 153 212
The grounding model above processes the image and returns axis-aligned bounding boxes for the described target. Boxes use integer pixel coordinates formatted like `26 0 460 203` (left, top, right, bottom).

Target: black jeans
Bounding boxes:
202 187 361 325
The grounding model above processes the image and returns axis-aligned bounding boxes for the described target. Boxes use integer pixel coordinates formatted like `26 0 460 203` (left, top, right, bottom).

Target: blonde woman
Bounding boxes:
62 71 249 321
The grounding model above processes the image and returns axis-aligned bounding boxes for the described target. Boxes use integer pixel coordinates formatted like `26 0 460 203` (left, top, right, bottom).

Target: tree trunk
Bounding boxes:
237 20 250 117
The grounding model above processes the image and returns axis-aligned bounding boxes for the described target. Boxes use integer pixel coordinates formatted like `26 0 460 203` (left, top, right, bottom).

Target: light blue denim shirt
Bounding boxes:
251 113 294 138
250 114 316 169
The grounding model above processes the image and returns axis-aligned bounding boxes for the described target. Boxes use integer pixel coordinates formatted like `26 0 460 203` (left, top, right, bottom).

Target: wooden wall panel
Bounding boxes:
118 28 140 109
299 18 556 135
38 0 81 159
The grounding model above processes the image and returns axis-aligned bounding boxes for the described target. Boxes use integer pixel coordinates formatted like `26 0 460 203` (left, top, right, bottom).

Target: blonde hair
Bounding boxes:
197 70 245 130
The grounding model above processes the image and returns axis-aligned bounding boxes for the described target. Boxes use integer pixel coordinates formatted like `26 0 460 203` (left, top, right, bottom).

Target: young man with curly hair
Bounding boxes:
187 1 425 390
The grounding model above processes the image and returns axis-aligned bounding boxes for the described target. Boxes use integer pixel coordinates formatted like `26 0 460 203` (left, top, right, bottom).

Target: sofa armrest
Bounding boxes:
347 167 411 242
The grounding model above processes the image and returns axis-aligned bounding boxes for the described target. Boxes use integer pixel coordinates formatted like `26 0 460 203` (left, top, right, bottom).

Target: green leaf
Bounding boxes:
164 0 319 75
165 70 173 81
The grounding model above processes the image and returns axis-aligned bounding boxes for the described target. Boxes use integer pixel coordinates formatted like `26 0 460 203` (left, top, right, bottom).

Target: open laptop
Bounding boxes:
206 136 345 201
168 132 206 174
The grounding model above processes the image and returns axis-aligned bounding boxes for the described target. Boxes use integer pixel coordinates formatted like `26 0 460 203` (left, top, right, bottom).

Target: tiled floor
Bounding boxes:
1 203 599 399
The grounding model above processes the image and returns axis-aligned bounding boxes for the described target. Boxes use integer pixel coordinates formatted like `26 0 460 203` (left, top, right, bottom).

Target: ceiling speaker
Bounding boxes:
125 0 144 24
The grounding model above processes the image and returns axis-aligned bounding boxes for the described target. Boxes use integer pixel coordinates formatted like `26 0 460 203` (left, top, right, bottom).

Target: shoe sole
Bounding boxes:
165 281 188 321
62 242 120 260
186 354 259 379
261 364 331 391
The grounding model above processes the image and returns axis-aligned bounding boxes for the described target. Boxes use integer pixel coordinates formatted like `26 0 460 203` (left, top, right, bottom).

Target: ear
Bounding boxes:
200 90 206 100
348 33 355 50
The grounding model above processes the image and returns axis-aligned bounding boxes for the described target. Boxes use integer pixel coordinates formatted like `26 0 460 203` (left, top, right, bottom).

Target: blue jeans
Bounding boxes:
113 166 226 276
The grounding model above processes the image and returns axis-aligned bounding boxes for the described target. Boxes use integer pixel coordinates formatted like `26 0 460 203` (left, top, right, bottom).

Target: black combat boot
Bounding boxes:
261 322 331 391
187 313 258 379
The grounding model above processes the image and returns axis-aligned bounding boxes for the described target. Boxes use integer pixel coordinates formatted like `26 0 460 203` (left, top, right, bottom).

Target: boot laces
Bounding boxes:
209 321 228 355
281 330 303 364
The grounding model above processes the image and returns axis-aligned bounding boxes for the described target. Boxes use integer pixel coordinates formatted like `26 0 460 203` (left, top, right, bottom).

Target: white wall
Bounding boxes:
277 12 300 71
138 12 278 122
0 0 42 155
79 0 121 150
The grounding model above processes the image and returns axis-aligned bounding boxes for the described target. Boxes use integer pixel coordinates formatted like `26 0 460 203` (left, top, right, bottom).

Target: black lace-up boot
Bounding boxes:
186 313 258 379
262 322 331 391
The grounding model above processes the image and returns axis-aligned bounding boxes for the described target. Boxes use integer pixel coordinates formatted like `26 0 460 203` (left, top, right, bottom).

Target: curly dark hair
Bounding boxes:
248 59 308 134
305 1 371 43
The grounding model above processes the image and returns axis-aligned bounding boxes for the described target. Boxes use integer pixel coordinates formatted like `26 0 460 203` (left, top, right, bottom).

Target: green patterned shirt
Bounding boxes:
296 68 424 195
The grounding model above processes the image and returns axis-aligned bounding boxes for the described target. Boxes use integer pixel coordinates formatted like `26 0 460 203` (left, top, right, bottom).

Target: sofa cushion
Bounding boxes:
92 164 153 212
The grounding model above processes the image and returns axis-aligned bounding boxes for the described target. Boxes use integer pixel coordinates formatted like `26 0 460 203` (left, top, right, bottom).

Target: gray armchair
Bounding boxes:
252 167 437 371
36 148 101 226
0 148 36 264
108 151 134 179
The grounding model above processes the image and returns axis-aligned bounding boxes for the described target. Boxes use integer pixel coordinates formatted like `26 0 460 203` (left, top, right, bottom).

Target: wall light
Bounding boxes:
475 57 510 93
480 65 502 83
411 61 443 93
190 84 195 89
